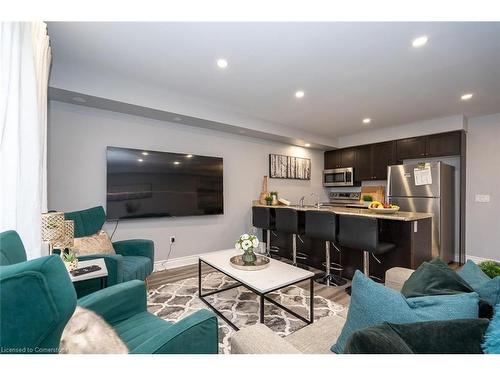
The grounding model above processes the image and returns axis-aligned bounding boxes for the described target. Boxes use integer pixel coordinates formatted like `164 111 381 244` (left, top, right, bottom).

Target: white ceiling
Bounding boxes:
47 22 500 138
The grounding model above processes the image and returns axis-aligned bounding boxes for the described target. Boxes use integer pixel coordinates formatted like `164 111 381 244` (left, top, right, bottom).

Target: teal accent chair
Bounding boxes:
63 206 154 297
0 231 219 354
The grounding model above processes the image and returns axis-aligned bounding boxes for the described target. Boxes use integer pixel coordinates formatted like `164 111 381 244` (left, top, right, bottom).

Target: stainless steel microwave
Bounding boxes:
323 167 354 187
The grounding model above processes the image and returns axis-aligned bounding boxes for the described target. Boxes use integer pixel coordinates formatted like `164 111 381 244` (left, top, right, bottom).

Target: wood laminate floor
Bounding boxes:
148 263 352 307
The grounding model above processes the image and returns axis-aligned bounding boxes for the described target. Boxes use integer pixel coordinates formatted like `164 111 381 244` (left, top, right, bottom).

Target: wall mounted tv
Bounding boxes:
106 147 223 220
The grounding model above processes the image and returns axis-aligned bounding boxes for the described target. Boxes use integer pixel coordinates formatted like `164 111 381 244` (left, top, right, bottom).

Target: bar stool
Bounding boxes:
337 215 396 280
274 208 307 267
252 206 277 258
305 211 347 286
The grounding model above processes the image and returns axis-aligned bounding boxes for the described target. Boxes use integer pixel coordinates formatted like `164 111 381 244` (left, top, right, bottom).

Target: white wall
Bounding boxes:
466 113 500 261
48 101 327 264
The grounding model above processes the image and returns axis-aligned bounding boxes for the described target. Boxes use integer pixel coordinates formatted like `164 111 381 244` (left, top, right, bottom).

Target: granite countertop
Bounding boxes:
252 203 433 222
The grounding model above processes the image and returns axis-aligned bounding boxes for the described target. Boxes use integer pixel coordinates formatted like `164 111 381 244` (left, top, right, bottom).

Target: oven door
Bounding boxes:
323 168 354 186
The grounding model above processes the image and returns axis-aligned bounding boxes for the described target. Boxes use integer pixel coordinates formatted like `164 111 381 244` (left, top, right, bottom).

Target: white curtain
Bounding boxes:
0 22 51 259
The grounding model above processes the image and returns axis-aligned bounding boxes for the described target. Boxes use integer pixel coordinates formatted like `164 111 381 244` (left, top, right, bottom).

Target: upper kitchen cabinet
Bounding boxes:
372 141 396 179
324 148 356 169
354 141 395 182
396 131 462 160
396 136 427 160
426 131 462 157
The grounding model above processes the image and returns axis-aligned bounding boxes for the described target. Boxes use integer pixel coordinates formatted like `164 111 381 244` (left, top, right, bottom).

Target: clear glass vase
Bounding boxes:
242 248 257 264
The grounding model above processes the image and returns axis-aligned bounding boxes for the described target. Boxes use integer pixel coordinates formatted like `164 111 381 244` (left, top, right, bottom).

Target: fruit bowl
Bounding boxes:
368 201 400 214
368 207 400 214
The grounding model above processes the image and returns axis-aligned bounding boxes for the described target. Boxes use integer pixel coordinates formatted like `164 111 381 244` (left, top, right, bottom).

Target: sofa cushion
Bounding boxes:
331 271 480 353
482 303 500 354
458 260 500 306
402 257 493 319
64 206 106 238
122 256 153 282
344 319 489 354
284 315 346 354
112 311 172 352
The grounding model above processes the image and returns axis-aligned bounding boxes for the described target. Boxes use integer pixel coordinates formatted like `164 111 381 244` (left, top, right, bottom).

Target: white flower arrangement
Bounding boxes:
235 233 259 251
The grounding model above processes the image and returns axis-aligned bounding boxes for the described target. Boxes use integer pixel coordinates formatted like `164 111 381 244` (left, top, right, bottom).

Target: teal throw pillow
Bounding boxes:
457 260 500 306
482 304 500 354
331 270 480 353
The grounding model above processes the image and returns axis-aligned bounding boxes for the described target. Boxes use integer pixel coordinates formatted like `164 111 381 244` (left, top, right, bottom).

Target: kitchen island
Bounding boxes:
252 203 433 281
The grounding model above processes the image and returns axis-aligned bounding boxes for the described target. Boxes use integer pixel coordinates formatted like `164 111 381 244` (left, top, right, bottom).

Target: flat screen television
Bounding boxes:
106 146 223 219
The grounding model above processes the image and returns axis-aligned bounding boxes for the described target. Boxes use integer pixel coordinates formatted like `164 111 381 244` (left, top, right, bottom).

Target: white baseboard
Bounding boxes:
466 255 499 264
153 254 198 272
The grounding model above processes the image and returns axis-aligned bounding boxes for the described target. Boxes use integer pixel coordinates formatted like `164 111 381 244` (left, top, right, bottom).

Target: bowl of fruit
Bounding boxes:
368 201 400 214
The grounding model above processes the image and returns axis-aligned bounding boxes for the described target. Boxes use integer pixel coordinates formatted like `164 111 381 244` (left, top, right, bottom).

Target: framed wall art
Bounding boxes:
269 154 311 180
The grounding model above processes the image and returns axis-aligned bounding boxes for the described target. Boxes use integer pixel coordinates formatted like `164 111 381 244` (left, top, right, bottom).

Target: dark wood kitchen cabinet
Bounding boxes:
396 137 427 160
354 141 395 182
354 145 372 181
396 131 462 160
372 141 396 179
427 131 461 157
324 148 356 169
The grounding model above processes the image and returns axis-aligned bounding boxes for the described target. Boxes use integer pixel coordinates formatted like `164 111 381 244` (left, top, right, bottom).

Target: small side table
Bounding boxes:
69 258 108 289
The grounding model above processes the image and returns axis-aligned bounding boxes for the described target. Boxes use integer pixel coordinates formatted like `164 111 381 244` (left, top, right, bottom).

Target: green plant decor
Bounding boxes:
479 261 500 279
270 191 278 197
63 251 77 263
362 195 373 202
265 194 273 204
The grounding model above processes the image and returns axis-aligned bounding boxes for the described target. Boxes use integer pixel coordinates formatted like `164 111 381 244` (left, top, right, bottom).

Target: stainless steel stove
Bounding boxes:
322 192 367 208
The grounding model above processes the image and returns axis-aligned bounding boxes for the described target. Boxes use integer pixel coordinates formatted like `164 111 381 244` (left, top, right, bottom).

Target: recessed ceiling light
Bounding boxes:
295 90 305 99
216 58 228 69
304 143 311 147
412 35 428 48
72 96 87 103
141 152 148 156
173 161 180 165
362 118 371 124
461 93 474 101
137 159 143 162
186 154 193 158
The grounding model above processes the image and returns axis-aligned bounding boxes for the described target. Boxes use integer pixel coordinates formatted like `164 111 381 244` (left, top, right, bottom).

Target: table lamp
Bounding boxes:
41 212 65 255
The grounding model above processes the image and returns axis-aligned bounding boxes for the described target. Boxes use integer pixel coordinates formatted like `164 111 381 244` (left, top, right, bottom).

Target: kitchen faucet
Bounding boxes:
299 196 305 207
310 192 321 209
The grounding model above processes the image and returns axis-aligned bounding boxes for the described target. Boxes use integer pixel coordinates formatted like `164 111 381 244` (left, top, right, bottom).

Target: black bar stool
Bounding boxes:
305 211 347 286
252 206 277 257
337 215 396 280
275 208 307 267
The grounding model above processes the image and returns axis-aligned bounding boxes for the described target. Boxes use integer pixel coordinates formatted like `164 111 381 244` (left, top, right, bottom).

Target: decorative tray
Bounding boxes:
229 254 270 271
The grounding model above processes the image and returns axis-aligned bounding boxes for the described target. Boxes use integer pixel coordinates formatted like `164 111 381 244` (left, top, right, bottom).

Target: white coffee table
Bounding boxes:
69 258 108 289
198 249 315 331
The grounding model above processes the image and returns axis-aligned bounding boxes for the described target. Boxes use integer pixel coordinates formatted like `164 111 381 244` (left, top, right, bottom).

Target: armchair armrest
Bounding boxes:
77 253 123 286
131 309 219 354
231 324 301 354
113 239 154 264
77 280 146 324
385 267 415 291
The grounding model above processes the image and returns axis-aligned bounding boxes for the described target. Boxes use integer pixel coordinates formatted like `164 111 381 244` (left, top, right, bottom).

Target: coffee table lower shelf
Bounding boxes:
198 258 314 331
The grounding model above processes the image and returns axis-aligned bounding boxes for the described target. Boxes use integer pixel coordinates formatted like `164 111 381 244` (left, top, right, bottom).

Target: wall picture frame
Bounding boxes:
269 154 311 180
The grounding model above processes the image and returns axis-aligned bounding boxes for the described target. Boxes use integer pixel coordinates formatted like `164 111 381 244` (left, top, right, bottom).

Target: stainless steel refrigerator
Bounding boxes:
387 162 454 263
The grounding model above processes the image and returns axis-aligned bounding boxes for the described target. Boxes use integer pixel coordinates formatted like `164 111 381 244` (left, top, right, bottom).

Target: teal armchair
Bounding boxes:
0 232 219 354
78 280 219 354
63 206 154 296
0 255 77 353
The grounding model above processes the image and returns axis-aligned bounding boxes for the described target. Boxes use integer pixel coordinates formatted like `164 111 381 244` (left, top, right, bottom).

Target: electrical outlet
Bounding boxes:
169 236 176 244
475 194 490 203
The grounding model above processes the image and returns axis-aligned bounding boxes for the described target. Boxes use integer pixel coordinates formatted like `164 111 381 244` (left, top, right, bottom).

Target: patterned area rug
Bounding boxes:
147 271 346 353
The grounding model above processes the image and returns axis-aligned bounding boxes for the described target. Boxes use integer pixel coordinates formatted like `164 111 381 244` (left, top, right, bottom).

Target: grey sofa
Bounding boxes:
230 267 415 354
